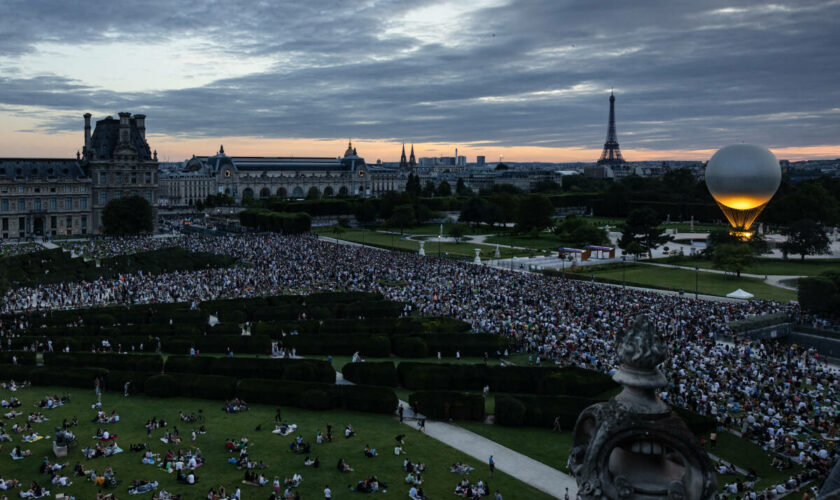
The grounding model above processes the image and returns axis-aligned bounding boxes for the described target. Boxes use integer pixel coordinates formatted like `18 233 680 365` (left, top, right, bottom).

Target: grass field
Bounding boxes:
311 355 501 372
655 257 840 277
314 228 529 259
703 431 803 493
0 385 555 500
485 234 569 252
585 264 797 302
457 422 572 472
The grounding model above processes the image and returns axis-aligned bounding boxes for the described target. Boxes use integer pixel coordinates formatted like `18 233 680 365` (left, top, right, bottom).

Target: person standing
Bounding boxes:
398 404 404 423
275 407 282 425
489 455 495 478
495 490 503 500
324 484 331 499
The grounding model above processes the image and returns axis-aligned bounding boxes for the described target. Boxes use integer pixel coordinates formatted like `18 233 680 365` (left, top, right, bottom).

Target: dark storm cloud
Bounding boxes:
1 0 839 153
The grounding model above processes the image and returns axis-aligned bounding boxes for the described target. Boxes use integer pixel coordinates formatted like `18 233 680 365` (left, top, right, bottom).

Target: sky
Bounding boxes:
0 0 838 163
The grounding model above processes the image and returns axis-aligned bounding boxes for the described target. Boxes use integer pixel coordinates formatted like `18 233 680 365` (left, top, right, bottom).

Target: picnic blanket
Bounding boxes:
272 424 298 436
22 434 46 443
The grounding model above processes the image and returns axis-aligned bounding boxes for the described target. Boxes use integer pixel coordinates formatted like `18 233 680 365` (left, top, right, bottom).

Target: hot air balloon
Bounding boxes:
705 144 781 238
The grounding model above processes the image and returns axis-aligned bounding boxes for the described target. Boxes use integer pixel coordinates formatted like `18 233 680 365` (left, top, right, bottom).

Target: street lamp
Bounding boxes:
695 265 699 300
621 255 626 289
437 234 441 258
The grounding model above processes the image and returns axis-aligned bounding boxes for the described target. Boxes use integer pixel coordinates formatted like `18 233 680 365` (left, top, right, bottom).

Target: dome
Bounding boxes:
705 144 781 210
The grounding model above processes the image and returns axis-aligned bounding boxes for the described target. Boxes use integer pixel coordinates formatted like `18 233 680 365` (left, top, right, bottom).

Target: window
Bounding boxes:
131 172 137 184
65 186 72 193
80 198 87 210
1 218 7 231
66 216 72 228
114 191 121 199
115 173 122 184
99 192 107 205
225 169 231 177
1 200 7 212
17 186 24 193
18 200 25 211
146 190 152 201
81 216 87 228
80 186 87 193
34 199 41 211
50 198 57 210
131 190 137 197
0 186 6 193
50 216 57 229
65 198 72 210
99 173 107 184
50 187 56 193
34 187 40 193
145 172 152 183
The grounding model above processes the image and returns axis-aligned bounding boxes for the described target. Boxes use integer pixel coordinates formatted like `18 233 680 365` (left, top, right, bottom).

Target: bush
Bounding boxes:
496 394 597 428
341 362 397 387
28 367 109 389
236 378 331 407
495 396 527 427
672 406 717 435
106 370 155 394
176 374 236 400
302 390 332 411
392 337 428 358
164 356 334 383
145 374 179 398
409 391 484 421
239 209 311 234
336 385 398 414
43 353 163 373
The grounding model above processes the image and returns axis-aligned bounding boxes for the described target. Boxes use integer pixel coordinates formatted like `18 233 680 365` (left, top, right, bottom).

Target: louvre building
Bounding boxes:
0 112 158 238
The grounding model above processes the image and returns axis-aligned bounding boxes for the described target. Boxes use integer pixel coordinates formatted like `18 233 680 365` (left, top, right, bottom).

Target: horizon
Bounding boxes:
1 0 839 163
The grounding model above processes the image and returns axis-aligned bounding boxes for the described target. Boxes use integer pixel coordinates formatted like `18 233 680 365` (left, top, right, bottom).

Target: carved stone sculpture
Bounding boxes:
569 315 717 499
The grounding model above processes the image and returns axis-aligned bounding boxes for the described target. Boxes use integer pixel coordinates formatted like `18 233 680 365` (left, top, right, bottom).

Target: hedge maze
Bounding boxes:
1 292 715 434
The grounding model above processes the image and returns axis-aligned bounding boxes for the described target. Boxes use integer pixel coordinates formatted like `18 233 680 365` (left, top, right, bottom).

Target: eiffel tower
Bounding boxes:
597 91 626 165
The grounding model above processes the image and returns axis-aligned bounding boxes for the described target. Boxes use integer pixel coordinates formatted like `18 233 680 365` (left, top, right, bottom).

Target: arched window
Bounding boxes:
242 187 254 199
259 187 271 198
292 186 304 198
338 186 349 197
323 186 334 197
276 187 287 197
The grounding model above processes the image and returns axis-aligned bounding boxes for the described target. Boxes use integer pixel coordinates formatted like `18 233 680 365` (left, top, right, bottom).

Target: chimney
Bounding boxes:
83 113 91 154
118 112 131 144
134 114 146 139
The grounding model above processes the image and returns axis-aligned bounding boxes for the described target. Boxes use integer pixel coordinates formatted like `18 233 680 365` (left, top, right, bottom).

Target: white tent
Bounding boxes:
726 289 754 299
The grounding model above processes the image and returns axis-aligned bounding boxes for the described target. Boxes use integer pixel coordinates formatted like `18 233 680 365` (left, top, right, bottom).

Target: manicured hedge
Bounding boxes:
397 363 617 396
341 362 398 387
0 364 34 380
27 367 110 390
672 406 717 435
43 352 163 373
335 384 398 414
392 334 505 357
494 394 597 428
164 356 335 383
239 209 311 234
392 336 428 358
106 370 157 394
145 374 179 398
176 374 237 400
409 391 485 421
235 378 397 414
282 335 391 357
0 352 37 365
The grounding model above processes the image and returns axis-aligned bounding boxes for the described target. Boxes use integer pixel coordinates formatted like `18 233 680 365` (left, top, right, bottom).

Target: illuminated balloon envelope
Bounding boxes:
705 144 781 234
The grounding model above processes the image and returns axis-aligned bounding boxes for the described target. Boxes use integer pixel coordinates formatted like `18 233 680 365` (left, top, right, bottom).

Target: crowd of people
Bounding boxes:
2 233 840 497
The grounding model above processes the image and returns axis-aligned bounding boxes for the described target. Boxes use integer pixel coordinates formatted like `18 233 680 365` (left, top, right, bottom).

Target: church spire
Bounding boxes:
399 142 408 169
409 144 416 169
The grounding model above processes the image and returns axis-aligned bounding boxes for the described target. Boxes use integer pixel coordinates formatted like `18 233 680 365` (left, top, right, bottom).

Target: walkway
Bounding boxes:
398 401 577 499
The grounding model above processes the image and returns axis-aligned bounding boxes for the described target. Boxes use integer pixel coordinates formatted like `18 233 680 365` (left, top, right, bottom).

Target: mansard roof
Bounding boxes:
88 116 153 161
0 158 86 179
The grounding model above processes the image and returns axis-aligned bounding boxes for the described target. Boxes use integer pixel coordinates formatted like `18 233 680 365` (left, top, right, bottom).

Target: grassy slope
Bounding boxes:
703 431 803 492
313 228 528 258
585 264 796 302
0 385 555 500
655 257 840 277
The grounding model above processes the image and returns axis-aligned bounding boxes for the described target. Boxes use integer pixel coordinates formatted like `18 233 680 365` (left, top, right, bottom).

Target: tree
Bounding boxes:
455 178 472 196
436 181 452 197
388 204 415 234
514 194 553 234
712 243 755 278
459 196 487 225
306 186 321 200
798 272 840 313
569 224 609 247
495 162 509 171
448 223 469 243
780 219 830 261
353 200 377 225
102 196 154 236
405 173 421 197
618 208 672 258
422 181 436 197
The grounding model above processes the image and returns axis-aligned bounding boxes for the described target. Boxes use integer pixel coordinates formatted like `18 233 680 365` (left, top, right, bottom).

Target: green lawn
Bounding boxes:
654 257 840 277
703 431 803 492
314 228 529 259
585 264 797 302
485 233 570 252
406 223 493 236
0 385 555 500
457 422 572 472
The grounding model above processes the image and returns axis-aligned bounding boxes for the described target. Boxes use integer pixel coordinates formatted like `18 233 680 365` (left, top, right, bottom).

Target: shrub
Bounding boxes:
236 378 331 407
336 385 398 414
341 362 397 387
177 374 236 400
28 367 110 389
43 352 163 373
496 394 596 428
301 390 332 411
495 396 527 427
672 406 717 435
145 374 179 398
106 370 155 394
392 336 428 358
409 391 484 421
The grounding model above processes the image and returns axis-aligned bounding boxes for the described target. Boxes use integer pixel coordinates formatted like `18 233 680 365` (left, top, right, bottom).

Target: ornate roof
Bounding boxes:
88 115 153 161
0 158 86 179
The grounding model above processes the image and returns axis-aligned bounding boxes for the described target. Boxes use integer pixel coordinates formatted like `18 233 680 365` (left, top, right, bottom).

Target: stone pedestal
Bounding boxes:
494 245 501 259
53 442 67 458
473 248 481 264
418 241 425 256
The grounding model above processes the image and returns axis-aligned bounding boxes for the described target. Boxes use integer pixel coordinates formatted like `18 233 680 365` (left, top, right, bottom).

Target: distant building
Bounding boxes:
0 112 158 238
476 156 485 166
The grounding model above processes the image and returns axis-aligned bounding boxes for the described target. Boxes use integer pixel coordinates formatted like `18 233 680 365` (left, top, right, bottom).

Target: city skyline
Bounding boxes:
1 0 839 162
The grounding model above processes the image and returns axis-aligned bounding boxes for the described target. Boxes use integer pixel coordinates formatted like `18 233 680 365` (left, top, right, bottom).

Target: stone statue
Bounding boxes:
418 241 425 256
569 315 716 500
474 248 481 264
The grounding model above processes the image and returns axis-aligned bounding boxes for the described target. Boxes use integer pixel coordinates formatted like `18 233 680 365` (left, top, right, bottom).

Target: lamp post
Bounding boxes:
695 265 699 300
437 234 441 258
621 255 626 289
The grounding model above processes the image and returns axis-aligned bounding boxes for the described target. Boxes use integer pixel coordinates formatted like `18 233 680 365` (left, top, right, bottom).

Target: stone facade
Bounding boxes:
0 111 157 238
163 142 404 206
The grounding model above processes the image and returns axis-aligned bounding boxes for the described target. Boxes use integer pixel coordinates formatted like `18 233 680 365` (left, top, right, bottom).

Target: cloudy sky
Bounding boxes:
1 0 838 162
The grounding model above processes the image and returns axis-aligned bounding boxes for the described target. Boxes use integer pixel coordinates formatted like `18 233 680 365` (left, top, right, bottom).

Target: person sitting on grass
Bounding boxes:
284 473 303 488
344 424 355 438
176 470 198 485
408 485 427 500
337 458 354 473
363 444 377 458
11 445 31 459
48 469 71 486
20 480 47 498
0 477 21 489
130 443 147 452
405 471 422 486
450 462 475 474
128 479 158 495
304 456 319 468
0 429 10 441
353 476 386 493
